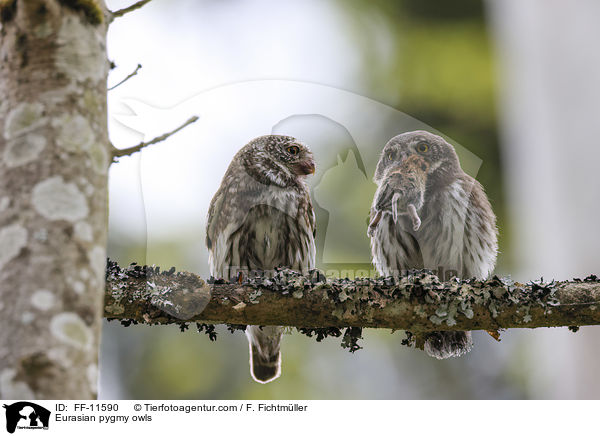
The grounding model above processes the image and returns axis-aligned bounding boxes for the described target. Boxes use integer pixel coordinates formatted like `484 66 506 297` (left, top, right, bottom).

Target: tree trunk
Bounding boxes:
0 0 109 399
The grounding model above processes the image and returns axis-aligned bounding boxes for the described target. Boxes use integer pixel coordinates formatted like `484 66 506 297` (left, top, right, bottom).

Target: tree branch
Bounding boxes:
108 63 142 90
111 115 199 160
110 0 153 19
104 261 600 332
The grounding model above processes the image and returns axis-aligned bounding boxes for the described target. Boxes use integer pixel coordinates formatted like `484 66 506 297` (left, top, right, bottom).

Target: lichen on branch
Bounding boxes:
104 260 600 345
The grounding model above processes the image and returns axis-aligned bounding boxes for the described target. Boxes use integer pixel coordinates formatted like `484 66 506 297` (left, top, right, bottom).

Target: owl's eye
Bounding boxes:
416 143 429 153
286 145 300 156
387 152 394 161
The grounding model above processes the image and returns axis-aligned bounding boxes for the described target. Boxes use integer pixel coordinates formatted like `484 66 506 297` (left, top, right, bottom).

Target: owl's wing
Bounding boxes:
205 181 250 277
205 188 221 251
206 173 255 247
306 193 316 239
300 191 317 270
459 176 498 279
205 187 225 277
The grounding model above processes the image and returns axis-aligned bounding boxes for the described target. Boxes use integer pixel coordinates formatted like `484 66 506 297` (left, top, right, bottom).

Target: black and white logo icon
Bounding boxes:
2 402 50 434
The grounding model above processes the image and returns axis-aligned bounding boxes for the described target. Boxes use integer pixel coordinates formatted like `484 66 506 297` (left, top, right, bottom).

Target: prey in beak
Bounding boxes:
368 154 429 236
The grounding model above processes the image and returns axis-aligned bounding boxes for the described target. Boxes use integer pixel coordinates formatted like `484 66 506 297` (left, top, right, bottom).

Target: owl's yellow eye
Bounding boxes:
286 145 300 156
417 143 429 153
387 152 393 161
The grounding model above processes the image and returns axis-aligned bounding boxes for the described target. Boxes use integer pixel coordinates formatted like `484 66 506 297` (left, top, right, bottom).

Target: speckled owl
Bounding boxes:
206 135 316 382
369 131 498 358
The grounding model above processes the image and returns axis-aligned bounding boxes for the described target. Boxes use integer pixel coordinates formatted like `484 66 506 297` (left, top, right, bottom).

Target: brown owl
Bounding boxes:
206 135 316 382
369 131 498 358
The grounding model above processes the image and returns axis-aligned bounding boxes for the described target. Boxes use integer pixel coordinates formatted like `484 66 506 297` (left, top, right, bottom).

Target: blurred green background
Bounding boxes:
102 0 598 399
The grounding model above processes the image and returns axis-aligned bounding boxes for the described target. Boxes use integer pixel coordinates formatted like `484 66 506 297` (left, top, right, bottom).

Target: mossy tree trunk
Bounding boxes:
0 0 109 399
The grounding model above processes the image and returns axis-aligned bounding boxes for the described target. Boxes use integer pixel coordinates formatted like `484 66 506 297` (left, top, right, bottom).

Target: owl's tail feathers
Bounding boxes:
246 326 283 384
423 331 473 359
250 344 281 383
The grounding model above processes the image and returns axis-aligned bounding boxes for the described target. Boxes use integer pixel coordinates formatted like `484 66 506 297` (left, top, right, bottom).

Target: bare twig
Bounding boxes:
104 261 600 332
111 115 199 160
111 0 153 19
108 64 142 91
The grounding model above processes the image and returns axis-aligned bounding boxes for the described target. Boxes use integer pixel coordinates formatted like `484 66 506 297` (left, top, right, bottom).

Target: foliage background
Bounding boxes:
101 0 600 399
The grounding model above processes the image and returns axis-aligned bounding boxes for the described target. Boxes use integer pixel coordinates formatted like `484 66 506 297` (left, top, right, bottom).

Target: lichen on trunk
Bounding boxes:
0 0 110 399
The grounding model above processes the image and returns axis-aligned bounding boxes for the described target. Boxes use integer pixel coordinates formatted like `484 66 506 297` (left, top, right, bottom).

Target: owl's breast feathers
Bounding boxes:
371 173 497 280
206 168 315 279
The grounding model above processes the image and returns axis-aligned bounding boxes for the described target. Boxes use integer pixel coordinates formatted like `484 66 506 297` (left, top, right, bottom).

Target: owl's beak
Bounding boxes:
293 159 316 176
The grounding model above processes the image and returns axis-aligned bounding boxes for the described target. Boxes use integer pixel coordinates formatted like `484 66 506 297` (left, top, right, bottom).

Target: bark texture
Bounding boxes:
0 0 109 399
105 262 600 331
